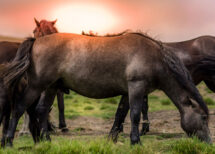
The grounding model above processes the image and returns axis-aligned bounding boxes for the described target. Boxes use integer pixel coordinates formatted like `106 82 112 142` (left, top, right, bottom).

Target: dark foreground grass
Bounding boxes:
1 135 214 154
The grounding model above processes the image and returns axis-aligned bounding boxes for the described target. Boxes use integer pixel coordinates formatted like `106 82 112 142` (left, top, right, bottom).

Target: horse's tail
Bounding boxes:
161 47 209 115
189 55 215 77
2 37 35 95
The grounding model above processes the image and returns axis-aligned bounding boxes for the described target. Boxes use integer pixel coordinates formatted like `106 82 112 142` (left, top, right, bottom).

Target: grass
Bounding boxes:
161 99 171 106
52 91 120 120
3 82 215 153
1 135 214 154
204 97 215 105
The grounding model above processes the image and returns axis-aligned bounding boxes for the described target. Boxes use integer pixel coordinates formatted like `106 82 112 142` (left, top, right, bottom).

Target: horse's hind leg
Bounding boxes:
36 88 57 141
1 107 10 147
109 95 129 142
140 95 150 136
128 80 146 144
5 88 41 147
27 97 41 143
57 91 68 132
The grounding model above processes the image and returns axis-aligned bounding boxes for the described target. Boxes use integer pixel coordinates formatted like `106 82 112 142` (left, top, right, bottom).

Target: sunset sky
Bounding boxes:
1 0 215 41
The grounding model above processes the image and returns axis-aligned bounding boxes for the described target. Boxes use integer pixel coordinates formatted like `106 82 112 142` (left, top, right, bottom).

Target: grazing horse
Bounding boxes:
0 19 67 146
21 18 68 134
109 35 215 139
1 32 211 146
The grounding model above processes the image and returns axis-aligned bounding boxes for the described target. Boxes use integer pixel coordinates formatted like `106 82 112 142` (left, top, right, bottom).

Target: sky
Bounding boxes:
0 0 215 41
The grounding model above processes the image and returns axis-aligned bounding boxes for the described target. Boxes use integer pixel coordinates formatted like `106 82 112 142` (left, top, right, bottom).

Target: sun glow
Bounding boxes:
51 3 119 34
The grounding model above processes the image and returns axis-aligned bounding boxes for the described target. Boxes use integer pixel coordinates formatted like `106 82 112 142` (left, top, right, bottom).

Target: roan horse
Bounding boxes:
2 32 211 146
0 19 67 146
109 35 215 140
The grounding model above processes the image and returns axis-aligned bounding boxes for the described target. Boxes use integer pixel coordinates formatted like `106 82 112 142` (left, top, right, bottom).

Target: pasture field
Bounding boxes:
0 82 215 154
1 36 215 153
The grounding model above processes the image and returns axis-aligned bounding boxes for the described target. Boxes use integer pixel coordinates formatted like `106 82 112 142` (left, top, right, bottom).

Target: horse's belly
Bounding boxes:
63 77 127 98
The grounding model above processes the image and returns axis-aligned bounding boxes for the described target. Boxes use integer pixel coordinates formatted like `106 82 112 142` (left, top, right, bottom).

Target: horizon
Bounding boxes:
1 0 215 41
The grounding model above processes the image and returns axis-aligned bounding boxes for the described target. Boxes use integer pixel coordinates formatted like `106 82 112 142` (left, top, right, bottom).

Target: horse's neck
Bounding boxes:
160 76 188 115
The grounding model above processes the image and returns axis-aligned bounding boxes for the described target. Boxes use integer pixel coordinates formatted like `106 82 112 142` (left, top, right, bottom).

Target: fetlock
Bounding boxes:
140 122 150 136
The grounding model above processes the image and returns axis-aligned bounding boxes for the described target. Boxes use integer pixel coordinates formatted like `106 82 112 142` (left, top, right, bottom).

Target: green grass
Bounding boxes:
84 106 94 110
10 82 215 153
161 99 171 106
204 97 215 105
52 91 120 119
1 135 214 154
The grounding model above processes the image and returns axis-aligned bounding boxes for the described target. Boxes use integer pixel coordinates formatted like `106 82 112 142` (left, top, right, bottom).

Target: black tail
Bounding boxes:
162 47 209 115
2 38 35 95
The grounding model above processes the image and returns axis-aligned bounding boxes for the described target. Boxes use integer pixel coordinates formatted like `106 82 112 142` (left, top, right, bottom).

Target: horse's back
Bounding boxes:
31 33 163 97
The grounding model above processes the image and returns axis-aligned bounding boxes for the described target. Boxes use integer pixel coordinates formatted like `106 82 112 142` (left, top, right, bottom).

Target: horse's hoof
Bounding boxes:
61 127 69 133
140 122 149 136
1 141 5 148
48 123 56 133
119 124 124 133
130 138 141 145
108 130 120 143
130 133 141 145
5 141 13 147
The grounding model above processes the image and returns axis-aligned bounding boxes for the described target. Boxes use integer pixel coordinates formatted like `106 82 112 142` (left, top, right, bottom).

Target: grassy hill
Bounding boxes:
0 35 24 42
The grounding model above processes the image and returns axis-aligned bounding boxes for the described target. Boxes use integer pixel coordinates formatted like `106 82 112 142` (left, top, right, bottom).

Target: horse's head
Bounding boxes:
33 18 58 38
180 97 211 143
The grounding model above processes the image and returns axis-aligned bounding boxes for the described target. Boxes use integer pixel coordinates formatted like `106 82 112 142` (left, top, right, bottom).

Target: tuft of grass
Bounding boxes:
84 106 94 110
161 99 171 106
169 137 215 154
104 97 119 104
149 95 159 100
204 97 215 105
100 104 112 110
65 113 80 119
64 94 73 99
205 87 213 94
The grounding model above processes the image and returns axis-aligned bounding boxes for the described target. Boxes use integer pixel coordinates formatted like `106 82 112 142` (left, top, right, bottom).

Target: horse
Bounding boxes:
23 18 68 133
109 35 215 140
0 18 67 146
1 31 211 146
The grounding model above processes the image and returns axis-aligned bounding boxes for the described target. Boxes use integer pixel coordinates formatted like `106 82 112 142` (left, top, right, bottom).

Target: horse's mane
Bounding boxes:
82 30 164 48
82 30 130 37
161 46 209 115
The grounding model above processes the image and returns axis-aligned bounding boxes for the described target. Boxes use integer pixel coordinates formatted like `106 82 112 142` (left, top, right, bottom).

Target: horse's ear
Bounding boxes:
51 19 57 25
188 97 199 108
34 18 40 27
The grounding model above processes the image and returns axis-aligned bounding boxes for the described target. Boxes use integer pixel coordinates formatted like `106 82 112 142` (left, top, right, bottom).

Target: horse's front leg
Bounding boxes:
128 81 146 145
140 95 150 136
57 91 68 132
109 95 129 142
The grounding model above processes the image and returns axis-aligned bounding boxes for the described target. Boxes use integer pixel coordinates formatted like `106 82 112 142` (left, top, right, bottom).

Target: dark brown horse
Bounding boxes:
110 35 215 140
2 32 211 146
0 19 67 146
